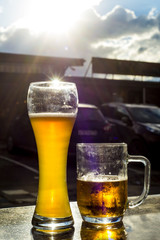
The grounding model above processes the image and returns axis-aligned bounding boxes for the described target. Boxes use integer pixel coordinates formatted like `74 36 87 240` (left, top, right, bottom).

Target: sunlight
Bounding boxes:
25 0 101 34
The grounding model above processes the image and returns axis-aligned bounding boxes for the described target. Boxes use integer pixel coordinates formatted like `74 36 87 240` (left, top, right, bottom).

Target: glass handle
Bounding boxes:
127 155 151 208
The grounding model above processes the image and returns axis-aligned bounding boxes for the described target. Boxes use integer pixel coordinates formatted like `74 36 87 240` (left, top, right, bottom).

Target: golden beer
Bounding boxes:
81 222 127 240
77 175 127 219
30 112 75 218
77 143 150 224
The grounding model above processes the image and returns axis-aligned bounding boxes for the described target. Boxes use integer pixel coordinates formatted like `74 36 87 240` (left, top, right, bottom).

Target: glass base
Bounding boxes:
31 226 74 239
82 215 123 225
32 213 74 232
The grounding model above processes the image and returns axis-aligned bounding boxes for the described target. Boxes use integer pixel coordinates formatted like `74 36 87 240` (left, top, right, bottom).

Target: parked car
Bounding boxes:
7 103 119 155
100 102 160 161
68 104 119 154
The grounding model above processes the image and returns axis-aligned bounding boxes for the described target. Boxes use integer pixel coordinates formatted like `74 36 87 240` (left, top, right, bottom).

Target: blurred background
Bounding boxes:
0 0 160 208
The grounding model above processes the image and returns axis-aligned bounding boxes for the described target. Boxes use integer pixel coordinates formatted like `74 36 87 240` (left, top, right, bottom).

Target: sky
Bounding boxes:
0 0 160 78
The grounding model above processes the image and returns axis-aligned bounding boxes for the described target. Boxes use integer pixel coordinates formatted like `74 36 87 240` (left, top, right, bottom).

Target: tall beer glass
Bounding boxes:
27 80 78 231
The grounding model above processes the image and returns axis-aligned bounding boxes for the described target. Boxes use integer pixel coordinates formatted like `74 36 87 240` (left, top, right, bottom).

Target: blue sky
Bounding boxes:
0 0 160 77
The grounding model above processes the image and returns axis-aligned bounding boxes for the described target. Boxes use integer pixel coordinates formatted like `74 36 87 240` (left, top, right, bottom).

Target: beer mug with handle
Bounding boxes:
77 143 151 224
27 80 78 232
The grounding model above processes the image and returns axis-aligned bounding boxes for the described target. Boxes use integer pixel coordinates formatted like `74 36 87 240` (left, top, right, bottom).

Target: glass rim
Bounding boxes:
77 143 127 148
29 80 76 88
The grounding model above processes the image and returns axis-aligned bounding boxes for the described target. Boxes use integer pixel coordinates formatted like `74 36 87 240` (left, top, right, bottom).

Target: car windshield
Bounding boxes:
128 107 160 123
78 108 105 122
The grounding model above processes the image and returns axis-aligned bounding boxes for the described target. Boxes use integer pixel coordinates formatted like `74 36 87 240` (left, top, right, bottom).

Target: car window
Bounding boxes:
77 108 104 122
115 106 130 120
101 105 130 121
128 107 160 123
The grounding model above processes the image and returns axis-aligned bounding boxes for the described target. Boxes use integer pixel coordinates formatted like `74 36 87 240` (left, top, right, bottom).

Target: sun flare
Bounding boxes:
24 0 101 34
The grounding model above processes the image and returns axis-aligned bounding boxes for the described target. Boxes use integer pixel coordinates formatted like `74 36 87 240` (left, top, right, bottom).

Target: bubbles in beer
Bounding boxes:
78 172 127 182
29 112 77 118
77 174 127 219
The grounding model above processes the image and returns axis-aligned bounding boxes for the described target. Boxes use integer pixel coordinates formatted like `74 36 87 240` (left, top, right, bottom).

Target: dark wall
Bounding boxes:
0 72 46 139
0 73 160 139
65 76 160 107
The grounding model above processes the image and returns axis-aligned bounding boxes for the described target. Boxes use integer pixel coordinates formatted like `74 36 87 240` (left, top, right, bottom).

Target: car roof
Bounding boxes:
101 102 158 109
78 103 97 109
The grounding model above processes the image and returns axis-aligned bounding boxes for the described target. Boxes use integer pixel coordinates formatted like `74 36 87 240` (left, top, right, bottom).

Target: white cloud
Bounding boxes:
0 5 160 76
78 5 158 40
148 8 158 19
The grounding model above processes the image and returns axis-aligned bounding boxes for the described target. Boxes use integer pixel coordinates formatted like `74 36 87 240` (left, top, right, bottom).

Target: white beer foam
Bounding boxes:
78 172 127 182
29 112 76 118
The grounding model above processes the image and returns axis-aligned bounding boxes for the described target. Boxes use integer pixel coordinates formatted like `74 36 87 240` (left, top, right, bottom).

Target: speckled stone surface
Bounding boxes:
0 195 160 239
